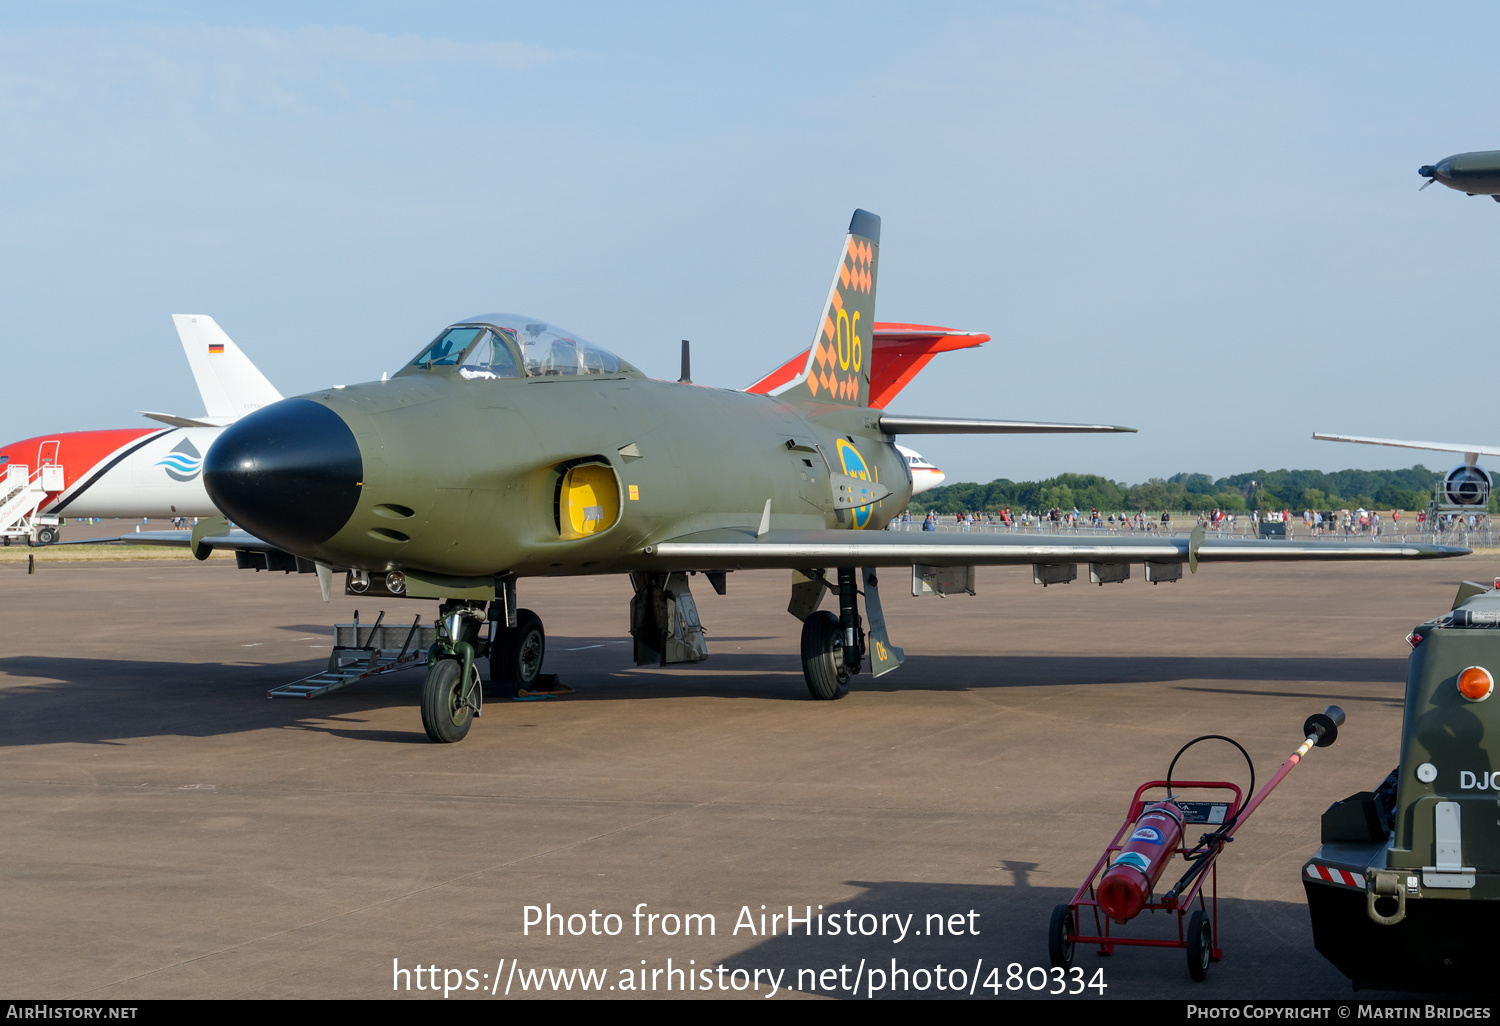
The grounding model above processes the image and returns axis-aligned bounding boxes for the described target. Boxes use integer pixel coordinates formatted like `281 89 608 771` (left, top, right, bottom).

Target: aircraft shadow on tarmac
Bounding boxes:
0 641 1406 747
717 878 1396 1000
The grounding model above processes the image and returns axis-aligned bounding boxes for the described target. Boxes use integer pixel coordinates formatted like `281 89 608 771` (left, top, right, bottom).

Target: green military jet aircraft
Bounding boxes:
1419 150 1500 199
202 210 1468 742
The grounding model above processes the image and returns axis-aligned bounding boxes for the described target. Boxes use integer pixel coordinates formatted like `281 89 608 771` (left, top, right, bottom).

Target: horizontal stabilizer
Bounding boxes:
748 323 990 408
641 528 1465 571
139 411 222 428
880 415 1136 435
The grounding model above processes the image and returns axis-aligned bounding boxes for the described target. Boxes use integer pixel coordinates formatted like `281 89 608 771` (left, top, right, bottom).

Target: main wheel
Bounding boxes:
800 610 849 700
490 609 545 696
421 657 476 743
1048 904 1075 969
1186 908 1212 981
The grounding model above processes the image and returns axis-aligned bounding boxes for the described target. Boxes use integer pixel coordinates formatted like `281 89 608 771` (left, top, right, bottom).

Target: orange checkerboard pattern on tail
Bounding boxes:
806 232 877 405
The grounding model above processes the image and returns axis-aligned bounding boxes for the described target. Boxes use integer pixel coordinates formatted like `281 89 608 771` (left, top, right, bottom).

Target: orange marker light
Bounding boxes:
1457 666 1494 702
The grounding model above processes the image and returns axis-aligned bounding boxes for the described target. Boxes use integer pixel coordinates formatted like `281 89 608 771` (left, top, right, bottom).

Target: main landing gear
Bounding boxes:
795 568 864 700
419 579 549 744
800 610 851 699
491 608 545 696
790 566 905 700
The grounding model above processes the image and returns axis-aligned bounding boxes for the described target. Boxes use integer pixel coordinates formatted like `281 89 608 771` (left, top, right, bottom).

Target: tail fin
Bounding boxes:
771 209 879 407
172 315 283 423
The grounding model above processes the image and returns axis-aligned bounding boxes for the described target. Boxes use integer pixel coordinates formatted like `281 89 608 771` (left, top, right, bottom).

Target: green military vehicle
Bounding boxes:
1304 580 1500 992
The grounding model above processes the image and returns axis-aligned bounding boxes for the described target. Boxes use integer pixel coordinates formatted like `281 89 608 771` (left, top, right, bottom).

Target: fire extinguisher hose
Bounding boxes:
1160 734 1255 904
1162 707 1345 906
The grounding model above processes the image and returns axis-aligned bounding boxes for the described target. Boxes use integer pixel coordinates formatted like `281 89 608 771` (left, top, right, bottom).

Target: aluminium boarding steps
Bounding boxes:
1 463 64 543
269 610 436 699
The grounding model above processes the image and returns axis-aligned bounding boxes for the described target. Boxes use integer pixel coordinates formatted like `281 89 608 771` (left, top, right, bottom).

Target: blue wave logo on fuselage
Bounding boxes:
156 439 203 482
835 438 876 528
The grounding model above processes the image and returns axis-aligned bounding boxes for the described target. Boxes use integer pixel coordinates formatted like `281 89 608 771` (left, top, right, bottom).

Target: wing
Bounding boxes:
57 526 282 555
642 527 1466 572
880 415 1135 435
62 519 342 599
1313 432 1500 460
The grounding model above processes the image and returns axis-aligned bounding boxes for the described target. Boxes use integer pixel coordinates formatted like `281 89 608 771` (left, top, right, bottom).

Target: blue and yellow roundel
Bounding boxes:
835 438 877 529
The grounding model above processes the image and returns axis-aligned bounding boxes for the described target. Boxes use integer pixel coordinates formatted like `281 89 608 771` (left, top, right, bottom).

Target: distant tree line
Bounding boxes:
912 465 1472 515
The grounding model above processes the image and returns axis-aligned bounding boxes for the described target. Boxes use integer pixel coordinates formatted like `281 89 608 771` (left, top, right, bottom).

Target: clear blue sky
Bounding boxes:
3 2 1495 485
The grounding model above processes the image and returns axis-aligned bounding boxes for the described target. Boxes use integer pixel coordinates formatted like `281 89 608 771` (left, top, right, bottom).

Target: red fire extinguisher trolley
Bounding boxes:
1048 707 1344 980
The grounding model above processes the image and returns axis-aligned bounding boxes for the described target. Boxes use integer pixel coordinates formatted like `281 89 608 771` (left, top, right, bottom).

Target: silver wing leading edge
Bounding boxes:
643 527 1466 572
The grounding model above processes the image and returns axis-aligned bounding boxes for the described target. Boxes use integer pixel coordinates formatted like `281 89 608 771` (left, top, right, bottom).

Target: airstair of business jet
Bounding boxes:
1 440 64 546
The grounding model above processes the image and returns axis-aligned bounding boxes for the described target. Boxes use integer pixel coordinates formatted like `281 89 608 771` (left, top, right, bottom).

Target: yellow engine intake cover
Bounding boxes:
563 463 619 538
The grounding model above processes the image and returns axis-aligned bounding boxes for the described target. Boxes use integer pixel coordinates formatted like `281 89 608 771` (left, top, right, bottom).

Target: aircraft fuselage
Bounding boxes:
205 369 912 580
0 427 222 520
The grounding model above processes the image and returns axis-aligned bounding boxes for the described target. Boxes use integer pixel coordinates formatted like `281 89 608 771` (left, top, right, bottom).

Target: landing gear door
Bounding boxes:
630 571 709 666
863 568 904 677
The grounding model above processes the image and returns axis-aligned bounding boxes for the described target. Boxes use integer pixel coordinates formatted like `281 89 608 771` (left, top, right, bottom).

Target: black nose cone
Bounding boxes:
205 398 363 552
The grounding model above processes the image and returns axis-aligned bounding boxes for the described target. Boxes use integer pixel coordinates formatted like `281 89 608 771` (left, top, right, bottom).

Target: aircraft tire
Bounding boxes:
421 657 474 744
800 610 849 700
490 609 545 696
1186 909 1212 981
36 527 58 546
1048 904 1075 970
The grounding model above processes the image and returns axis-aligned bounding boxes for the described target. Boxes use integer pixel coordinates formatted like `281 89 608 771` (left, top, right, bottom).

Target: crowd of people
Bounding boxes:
897 506 1174 531
893 506 1490 537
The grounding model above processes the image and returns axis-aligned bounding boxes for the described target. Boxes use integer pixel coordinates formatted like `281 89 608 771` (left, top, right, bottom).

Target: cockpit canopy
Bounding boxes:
406 314 624 379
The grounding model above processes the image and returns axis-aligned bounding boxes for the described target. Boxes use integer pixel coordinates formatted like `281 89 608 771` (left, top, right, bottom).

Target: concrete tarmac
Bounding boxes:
0 554 1487 1000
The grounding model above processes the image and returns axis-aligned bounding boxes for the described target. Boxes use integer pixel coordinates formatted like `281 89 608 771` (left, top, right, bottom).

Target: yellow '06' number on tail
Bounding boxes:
836 309 863 373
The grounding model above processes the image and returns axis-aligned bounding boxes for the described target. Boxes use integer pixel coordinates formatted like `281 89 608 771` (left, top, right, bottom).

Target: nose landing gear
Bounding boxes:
420 599 488 744
420 582 556 743
420 656 481 743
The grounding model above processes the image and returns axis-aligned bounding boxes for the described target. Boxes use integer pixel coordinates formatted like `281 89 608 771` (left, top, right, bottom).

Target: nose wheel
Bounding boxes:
420 657 481 744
